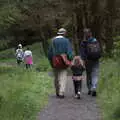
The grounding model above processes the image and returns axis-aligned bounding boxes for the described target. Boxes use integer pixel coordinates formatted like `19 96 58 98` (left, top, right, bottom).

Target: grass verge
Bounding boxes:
98 59 120 120
0 42 54 120
0 65 53 120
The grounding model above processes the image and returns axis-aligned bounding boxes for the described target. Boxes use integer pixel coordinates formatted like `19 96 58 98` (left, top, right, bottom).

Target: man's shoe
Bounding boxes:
58 95 64 99
92 91 97 97
88 90 91 95
56 93 59 97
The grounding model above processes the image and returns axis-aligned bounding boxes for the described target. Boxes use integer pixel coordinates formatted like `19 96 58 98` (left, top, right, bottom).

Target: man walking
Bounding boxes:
80 29 101 96
48 28 73 98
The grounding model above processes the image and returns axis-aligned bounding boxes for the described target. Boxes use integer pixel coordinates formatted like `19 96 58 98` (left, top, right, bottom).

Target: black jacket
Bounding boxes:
71 65 85 76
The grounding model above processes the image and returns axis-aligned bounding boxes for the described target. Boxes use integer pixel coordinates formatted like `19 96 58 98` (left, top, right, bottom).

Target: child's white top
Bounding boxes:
24 50 32 57
16 48 23 58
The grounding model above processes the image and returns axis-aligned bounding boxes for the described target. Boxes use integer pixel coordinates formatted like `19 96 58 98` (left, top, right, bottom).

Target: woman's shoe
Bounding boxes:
92 91 97 97
58 95 64 99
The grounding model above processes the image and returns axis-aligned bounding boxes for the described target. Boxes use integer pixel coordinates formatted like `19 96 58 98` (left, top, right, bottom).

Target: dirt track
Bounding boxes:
37 76 101 120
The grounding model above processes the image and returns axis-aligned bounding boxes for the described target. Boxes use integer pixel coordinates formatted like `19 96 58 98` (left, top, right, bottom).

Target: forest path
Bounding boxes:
37 76 101 120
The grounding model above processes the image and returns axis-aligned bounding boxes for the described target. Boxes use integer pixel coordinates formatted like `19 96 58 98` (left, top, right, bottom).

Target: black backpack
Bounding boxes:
86 40 101 60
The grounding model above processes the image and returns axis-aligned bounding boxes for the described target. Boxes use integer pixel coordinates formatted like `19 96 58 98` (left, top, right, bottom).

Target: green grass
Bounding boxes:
1 42 120 120
0 48 15 60
98 59 120 120
0 42 53 120
0 68 53 120
0 42 50 71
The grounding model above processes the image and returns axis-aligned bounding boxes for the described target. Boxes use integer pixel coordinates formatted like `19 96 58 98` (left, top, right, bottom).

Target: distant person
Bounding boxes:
48 28 73 98
16 44 24 65
71 56 85 99
24 47 33 69
80 29 101 96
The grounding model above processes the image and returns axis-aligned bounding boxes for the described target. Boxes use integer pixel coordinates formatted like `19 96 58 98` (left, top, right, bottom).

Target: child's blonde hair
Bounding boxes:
72 56 84 67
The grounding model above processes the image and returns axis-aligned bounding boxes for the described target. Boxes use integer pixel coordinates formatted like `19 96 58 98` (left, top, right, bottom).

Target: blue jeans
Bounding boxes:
86 60 99 91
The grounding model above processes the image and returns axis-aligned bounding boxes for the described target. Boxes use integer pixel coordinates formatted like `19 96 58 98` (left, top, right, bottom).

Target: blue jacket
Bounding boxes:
48 35 73 62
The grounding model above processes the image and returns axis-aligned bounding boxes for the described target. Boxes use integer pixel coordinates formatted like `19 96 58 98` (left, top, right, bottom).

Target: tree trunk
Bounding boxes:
104 0 116 54
90 0 101 39
40 29 49 56
72 12 79 55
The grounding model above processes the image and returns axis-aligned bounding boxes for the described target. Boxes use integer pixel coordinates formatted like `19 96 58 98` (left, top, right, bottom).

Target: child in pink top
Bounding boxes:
24 47 33 69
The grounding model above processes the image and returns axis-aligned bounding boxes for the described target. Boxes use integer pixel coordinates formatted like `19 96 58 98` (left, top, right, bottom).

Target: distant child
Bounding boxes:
71 56 85 99
16 44 24 65
24 47 33 69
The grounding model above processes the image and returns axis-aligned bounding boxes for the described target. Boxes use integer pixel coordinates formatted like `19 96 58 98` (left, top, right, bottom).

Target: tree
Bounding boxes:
0 0 119 56
104 0 117 54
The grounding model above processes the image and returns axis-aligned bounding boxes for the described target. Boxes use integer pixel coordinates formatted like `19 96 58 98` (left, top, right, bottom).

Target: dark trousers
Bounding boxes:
73 80 82 94
85 60 99 91
17 59 22 65
26 64 31 69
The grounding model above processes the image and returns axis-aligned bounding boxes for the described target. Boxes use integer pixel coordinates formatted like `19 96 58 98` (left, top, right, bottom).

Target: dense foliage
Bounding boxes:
0 0 119 55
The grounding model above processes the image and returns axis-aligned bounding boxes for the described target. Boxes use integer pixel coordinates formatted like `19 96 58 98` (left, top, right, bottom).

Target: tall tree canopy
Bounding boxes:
0 0 119 55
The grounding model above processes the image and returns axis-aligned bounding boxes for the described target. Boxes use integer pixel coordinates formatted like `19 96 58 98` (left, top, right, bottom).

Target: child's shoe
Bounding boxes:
77 91 81 99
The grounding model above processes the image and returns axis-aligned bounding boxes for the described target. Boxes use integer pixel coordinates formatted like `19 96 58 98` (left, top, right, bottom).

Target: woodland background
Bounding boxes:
0 1 120 120
0 0 119 56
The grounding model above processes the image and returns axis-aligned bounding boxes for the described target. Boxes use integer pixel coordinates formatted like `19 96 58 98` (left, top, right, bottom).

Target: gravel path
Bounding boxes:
37 76 101 120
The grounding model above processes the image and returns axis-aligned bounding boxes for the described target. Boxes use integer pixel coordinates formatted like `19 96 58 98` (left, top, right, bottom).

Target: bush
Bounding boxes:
0 48 15 60
0 40 10 50
112 36 120 58
36 57 51 72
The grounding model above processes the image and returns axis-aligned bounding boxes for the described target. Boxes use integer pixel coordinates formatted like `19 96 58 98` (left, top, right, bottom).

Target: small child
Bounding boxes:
24 47 33 69
71 56 85 99
16 44 24 65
